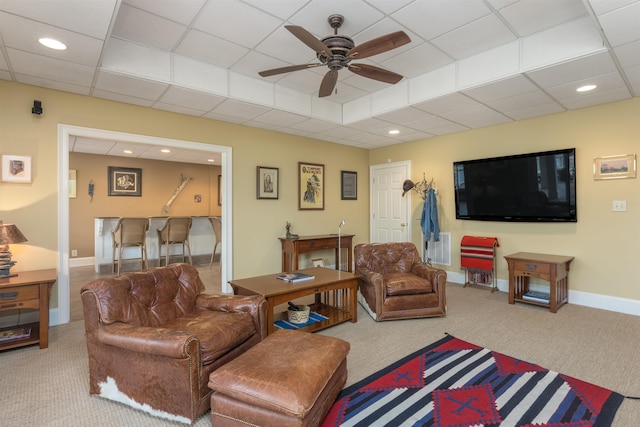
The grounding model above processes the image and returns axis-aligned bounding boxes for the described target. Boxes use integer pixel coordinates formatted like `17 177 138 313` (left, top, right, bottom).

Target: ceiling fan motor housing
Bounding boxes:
318 35 354 69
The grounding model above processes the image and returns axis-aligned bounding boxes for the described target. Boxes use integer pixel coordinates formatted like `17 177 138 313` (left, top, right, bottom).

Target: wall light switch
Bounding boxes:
612 201 627 212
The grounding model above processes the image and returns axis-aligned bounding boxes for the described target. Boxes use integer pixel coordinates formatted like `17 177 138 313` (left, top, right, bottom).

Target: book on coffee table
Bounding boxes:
276 272 315 283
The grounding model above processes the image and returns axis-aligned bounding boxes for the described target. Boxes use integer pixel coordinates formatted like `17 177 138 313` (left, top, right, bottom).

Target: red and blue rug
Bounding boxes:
322 334 623 427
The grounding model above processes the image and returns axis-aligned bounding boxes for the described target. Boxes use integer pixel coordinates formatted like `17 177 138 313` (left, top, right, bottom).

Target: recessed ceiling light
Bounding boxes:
207 159 215 162
576 84 597 92
161 149 171 153
123 150 133 154
389 129 400 135
38 37 66 50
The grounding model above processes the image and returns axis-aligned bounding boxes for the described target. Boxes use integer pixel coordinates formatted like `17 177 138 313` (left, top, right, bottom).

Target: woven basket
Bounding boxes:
287 305 310 324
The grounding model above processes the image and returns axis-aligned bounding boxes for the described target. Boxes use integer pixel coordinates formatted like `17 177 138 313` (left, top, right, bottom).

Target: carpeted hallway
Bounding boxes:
1 280 639 426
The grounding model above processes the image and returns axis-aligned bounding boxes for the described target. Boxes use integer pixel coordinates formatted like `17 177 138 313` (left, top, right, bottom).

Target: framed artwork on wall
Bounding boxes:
108 166 142 196
218 175 222 206
593 154 636 180
1 154 32 183
341 170 357 200
257 166 279 199
298 162 324 210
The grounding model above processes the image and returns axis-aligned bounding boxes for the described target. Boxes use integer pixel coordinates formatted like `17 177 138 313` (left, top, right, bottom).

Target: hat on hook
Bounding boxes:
402 179 416 197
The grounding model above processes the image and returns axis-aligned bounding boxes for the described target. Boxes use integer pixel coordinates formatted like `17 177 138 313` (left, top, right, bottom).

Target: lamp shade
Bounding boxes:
0 223 28 245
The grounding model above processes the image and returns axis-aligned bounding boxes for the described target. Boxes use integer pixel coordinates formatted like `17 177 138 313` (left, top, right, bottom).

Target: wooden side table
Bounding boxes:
279 234 354 272
504 252 574 313
0 269 57 350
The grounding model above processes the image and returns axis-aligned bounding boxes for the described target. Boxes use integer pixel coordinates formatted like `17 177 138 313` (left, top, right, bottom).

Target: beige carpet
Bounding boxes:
1 283 639 426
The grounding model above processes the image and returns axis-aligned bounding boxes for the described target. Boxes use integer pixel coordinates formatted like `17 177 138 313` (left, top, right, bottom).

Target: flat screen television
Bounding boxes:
453 148 577 222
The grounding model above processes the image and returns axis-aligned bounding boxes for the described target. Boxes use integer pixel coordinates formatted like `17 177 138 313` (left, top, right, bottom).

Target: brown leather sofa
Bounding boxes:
355 242 447 321
81 263 267 424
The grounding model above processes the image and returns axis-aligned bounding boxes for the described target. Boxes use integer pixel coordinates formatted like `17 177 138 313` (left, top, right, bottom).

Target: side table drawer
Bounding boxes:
297 239 338 251
513 260 550 278
0 285 39 302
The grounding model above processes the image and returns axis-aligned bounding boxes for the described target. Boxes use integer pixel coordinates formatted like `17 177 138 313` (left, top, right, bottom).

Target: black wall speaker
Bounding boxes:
32 100 43 115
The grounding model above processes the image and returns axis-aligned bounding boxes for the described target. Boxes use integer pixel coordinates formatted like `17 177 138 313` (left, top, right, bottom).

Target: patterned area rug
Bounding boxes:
322 334 623 427
274 311 328 330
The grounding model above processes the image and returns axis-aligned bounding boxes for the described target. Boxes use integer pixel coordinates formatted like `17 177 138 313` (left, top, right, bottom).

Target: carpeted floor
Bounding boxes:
1 283 639 426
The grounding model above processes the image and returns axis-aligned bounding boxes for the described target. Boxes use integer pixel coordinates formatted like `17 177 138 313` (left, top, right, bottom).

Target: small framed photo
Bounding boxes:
257 166 279 199
341 170 357 200
299 162 324 210
311 258 325 268
1 155 32 183
108 166 142 196
218 175 222 206
593 154 636 180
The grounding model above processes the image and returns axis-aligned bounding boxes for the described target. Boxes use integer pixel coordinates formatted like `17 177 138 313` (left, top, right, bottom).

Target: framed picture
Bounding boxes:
218 175 222 206
341 170 357 200
257 166 279 199
108 166 142 196
69 169 77 198
1 155 32 183
593 154 636 180
311 258 325 267
299 162 324 210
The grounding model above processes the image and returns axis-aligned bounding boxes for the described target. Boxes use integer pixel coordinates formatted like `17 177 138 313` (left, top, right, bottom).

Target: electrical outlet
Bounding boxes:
612 201 627 212
71 249 78 257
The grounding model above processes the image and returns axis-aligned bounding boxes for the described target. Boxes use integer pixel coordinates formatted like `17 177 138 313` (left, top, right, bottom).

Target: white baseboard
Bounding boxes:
445 269 640 316
69 256 94 268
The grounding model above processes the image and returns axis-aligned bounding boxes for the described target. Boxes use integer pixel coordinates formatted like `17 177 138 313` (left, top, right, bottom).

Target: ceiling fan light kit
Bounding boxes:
259 14 410 97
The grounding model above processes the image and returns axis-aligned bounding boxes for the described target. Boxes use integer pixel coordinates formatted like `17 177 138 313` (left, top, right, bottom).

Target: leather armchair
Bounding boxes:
81 263 267 424
355 242 446 321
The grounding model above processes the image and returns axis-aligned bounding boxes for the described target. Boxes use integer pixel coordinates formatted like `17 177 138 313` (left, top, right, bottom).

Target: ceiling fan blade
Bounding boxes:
347 31 411 60
285 25 330 55
258 63 324 77
348 64 403 84
319 70 338 97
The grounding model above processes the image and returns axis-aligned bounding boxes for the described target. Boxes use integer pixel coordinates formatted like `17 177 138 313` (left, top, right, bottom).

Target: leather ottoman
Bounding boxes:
208 329 349 427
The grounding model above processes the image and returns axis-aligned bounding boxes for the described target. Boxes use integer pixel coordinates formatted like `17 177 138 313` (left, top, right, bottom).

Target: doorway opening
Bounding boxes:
56 124 233 325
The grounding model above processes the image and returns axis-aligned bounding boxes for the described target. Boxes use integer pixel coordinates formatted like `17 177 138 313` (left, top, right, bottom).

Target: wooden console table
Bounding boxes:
0 269 57 350
279 234 354 272
504 252 574 313
230 267 359 336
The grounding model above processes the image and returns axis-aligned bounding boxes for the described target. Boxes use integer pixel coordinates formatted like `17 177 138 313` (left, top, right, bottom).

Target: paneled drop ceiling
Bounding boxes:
1 0 638 164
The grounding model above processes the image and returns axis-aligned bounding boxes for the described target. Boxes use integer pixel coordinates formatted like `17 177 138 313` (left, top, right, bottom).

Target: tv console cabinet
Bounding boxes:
504 252 574 313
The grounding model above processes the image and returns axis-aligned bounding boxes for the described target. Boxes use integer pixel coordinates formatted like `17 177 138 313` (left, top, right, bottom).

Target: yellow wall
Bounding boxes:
370 97 640 300
69 153 221 257
0 80 371 295
1 79 639 310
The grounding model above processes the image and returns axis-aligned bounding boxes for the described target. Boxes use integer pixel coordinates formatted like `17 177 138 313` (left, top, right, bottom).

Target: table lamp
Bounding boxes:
0 221 28 278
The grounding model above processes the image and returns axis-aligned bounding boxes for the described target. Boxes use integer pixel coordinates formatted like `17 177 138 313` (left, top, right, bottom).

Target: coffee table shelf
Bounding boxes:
230 267 359 335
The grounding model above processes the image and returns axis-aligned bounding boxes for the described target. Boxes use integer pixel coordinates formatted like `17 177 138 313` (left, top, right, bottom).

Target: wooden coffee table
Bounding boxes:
229 267 359 335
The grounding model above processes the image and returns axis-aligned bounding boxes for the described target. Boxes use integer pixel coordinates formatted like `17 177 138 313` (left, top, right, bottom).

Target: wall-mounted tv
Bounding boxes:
454 148 577 222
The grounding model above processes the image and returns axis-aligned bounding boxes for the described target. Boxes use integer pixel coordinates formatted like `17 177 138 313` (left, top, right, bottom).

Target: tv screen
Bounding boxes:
454 148 577 222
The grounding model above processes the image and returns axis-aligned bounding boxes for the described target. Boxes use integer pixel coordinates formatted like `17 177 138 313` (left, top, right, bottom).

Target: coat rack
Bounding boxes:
401 172 439 265
401 173 435 200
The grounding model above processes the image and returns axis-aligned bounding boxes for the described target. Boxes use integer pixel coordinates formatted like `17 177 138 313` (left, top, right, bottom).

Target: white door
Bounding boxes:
370 161 411 243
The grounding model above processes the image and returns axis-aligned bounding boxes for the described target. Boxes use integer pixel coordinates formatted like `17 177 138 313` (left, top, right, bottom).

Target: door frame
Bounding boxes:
369 160 412 242
55 124 233 325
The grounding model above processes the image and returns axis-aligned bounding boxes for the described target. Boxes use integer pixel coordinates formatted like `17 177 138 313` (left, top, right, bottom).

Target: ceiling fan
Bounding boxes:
258 14 411 97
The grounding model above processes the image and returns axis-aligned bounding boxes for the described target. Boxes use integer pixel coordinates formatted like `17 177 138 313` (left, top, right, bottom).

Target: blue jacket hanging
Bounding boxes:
421 188 440 242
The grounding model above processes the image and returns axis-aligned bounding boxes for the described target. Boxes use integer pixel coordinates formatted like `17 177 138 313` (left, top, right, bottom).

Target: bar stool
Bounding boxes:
209 216 221 271
111 218 149 274
157 217 193 266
